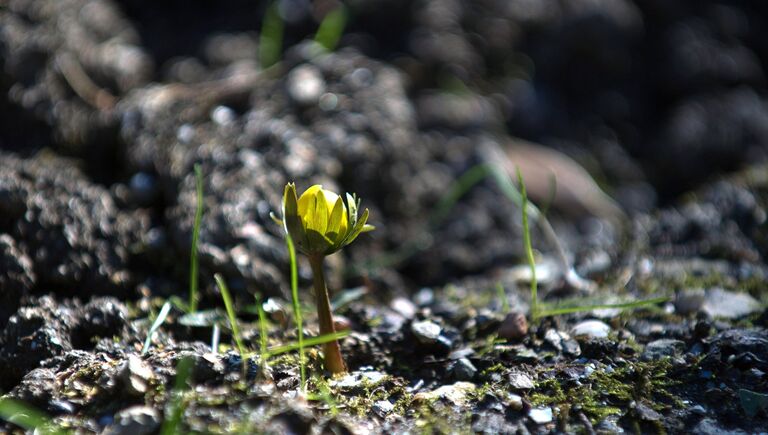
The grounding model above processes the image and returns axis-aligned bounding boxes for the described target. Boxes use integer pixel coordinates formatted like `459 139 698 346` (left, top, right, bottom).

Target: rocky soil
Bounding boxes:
1 0 767 433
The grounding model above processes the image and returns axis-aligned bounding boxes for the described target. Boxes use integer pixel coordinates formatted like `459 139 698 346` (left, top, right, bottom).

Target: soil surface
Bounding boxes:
1 1 768 433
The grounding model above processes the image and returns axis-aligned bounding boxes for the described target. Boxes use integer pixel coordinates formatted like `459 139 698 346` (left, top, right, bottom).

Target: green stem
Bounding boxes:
308 254 347 374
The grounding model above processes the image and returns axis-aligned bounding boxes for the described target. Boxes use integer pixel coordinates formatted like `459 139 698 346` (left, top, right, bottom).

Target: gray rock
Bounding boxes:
642 339 686 361
390 297 417 319
286 64 325 105
0 234 35 328
330 371 387 390
411 320 442 345
544 329 581 356
118 355 154 396
571 320 611 338
702 288 761 319
0 297 75 390
594 415 624 433
372 400 394 418
674 289 706 315
634 402 662 421
694 418 748 435
497 312 528 342
528 407 553 424
102 406 161 435
413 382 476 406
507 393 524 411
450 358 477 381
509 372 535 390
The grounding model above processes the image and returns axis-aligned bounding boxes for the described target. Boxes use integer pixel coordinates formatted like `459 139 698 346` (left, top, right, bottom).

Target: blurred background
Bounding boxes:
2 0 768 302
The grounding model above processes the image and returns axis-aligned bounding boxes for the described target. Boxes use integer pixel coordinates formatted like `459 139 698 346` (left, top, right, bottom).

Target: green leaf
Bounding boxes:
142 301 173 355
346 192 358 225
177 309 227 327
342 208 369 246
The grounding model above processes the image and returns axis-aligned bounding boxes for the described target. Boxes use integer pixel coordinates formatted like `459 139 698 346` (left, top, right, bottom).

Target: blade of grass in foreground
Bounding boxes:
255 294 269 361
496 282 510 314
160 356 194 435
286 234 306 390
537 297 668 317
517 168 538 319
214 274 246 358
189 164 204 313
262 330 350 358
314 5 347 52
0 398 65 435
142 301 172 356
259 2 284 69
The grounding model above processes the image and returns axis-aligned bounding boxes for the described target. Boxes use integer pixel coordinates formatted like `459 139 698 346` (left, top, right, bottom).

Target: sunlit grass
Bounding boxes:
286 233 307 390
189 164 204 313
214 274 247 358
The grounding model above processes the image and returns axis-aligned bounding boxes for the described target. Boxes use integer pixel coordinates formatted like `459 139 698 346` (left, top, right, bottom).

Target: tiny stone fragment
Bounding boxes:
102 406 161 435
118 355 154 397
529 407 553 424
571 320 611 338
411 320 442 344
497 312 528 341
372 400 394 418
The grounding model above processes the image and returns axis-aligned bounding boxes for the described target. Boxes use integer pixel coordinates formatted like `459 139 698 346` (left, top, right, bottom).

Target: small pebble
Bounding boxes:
372 400 394 418
702 288 761 319
509 372 535 390
674 289 706 315
507 394 524 411
411 320 441 345
333 315 352 331
391 297 417 319
498 312 528 341
529 407 553 424
641 339 686 361
450 358 477 381
118 355 154 397
211 105 236 126
571 320 611 338
286 65 325 105
102 406 160 435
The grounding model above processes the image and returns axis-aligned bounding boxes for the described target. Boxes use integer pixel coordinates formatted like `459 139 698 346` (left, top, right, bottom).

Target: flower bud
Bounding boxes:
275 183 374 255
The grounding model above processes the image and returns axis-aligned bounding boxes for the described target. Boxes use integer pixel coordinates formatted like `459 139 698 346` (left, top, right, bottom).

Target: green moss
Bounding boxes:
410 402 473 435
529 360 682 424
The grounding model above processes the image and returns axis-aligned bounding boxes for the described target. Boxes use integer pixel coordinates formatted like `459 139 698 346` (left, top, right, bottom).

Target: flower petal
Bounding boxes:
298 184 323 217
311 190 329 235
327 195 347 242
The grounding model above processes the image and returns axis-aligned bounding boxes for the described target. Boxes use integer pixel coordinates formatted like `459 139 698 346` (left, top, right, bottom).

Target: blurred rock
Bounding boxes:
497 312 528 342
571 320 611 339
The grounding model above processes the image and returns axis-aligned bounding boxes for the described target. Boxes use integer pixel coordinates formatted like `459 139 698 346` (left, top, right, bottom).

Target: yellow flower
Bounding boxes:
275 183 374 255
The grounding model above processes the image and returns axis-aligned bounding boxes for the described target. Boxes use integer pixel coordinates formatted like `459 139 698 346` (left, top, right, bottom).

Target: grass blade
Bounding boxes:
286 234 306 390
496 282 510 314
537 297 668 317
160 356 194 435
142 301 172 356
214 274 246 358
189 164 204 313
263 330 350 357
0 398 64 435
314 6 347 52
517 169 538 319
259 2 284 69
255 294 269 364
